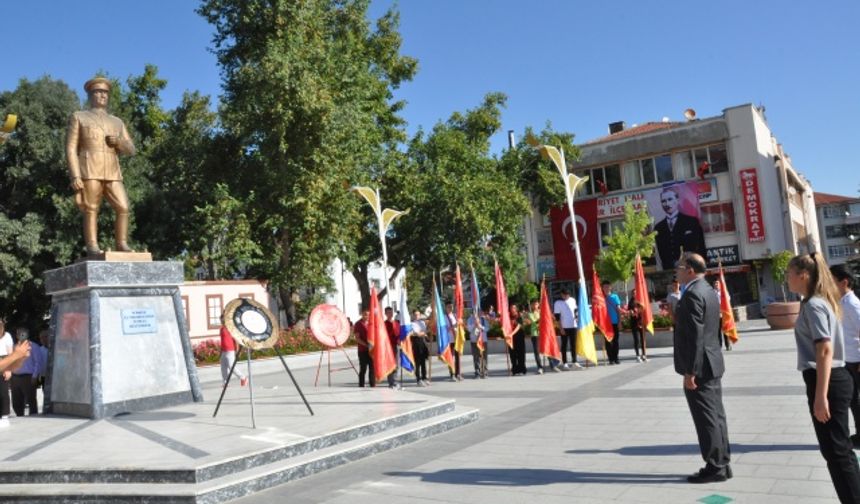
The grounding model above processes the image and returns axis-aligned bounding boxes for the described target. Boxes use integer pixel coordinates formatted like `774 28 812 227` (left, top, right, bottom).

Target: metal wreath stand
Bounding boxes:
213 298 313 428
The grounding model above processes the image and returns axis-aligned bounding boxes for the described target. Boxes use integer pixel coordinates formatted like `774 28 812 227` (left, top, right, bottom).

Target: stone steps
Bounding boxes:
0 403 478 503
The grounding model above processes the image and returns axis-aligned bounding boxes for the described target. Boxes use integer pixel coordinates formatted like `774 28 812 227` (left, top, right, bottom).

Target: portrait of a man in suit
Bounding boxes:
654 186 706 269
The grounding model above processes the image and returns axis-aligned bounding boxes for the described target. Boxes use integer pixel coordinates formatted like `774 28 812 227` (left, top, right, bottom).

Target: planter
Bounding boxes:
766 301 801 330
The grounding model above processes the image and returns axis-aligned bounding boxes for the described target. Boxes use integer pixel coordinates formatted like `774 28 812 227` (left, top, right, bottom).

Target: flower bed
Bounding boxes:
193 327 331 365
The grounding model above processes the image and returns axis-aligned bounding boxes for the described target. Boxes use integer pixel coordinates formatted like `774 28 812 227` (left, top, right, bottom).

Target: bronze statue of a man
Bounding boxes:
66 77 136 255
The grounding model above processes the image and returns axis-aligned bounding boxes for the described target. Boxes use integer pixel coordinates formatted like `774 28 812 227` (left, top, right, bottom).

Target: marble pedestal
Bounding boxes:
43 261 204 419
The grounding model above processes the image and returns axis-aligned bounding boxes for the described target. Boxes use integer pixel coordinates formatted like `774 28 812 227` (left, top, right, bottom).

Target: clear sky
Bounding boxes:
2 0 858 196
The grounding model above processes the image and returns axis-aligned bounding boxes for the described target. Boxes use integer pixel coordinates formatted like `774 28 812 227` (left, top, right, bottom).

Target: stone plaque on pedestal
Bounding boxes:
44 261 203 418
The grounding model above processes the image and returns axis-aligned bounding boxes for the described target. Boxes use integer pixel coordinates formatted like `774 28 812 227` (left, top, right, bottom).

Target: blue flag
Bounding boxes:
398 288 415 373
434 278 454 370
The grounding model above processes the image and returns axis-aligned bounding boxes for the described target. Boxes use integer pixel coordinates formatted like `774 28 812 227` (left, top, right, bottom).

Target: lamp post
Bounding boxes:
352 186 408 311
525 136 589 286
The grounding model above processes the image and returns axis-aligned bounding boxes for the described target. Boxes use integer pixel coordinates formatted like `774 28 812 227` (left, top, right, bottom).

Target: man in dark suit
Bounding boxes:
655 187 706 270
674 252 731 483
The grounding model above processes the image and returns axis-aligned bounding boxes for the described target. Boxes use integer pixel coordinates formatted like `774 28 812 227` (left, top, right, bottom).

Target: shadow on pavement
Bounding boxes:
385 468 682 486
567 443 818 456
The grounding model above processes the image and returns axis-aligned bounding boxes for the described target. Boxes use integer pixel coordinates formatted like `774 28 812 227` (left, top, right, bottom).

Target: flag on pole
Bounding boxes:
538 279 561 360
718 262 739 343
575 282 599 364
494 260 513 349
368 287 396 382
433 278 455 371
591 268 613 341
469 265 485 354
398 288 415 374
634 254 654 336
453 264 466 354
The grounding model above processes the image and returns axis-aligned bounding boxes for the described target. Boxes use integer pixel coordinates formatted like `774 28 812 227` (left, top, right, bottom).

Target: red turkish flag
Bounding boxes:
538 279 561 360
591 268 614 341
368 287 396 382
550 199 599 281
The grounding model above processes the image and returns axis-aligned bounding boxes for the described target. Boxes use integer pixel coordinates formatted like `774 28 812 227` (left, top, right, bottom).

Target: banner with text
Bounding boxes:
739 168 766 243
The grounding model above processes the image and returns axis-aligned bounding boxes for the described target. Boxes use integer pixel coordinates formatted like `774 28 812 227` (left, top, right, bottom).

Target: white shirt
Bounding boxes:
553 297 578 329
0 332 12 357
411 319 427 336
840 291 860 363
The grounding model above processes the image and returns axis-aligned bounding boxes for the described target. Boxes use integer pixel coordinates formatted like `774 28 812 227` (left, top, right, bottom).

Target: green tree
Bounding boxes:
198 0 417 322
0 77 81 326
769 249 793 301
595 202 656 292
349 93 531 309
0 69 170 327
183 183 262 280
499 123 581 215
135 91 239 260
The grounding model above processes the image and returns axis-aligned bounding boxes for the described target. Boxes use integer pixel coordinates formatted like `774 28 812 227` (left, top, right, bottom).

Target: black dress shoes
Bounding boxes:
687 465 730 484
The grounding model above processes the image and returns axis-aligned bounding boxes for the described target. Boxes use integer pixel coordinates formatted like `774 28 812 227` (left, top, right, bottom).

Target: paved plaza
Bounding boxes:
234 320 843 504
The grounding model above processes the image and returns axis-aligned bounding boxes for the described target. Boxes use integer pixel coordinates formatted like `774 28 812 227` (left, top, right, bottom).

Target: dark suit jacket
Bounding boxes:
655 212 706 269
673 277 724 379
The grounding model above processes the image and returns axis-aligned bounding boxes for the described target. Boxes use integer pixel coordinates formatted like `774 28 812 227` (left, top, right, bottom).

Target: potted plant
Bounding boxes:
765 250 801 330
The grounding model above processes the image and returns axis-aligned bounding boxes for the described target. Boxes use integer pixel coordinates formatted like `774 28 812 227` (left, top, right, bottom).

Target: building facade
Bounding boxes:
523 104 820 309
814 192 860 266
179 280 272 343
324 258 406 322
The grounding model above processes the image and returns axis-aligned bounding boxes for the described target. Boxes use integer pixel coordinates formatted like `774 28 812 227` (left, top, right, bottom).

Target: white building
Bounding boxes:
324 258 406 322
179 280 272 343
814 192 860 266
522 103 820 311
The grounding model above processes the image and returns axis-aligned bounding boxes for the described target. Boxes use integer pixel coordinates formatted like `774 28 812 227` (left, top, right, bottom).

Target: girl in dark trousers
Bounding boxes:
787 253 860 503
509 305 527 375
628 292 647 362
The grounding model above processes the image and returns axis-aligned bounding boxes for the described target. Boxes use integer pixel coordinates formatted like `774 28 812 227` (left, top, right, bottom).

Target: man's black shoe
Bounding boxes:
851 433 860 448
726 465 733 479
687 467 728 484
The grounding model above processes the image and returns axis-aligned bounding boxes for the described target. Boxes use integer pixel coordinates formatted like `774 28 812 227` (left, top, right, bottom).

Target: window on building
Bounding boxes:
537 230 554 255
708 144 729 173
604 164 622 192
655 155 674 183
823 205 847 219
622 160 641 188
206 295 223 329
826 225 846 239
693 148 708 178
673 151 693 181
829 245 858 258
641 158 656 185
599 219 625 247
590 167 605 195
181 296 190 331
575 169 593 196
700 202 736 233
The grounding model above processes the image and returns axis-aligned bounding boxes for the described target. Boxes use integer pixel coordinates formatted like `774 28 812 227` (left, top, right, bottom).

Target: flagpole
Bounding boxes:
559 147 592 367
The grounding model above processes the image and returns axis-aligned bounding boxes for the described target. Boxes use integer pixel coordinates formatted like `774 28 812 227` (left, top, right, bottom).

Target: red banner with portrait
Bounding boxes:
550 199 599 281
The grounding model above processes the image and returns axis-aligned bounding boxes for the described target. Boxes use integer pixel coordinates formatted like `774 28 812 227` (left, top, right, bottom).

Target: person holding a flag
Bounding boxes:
553 289 580 369
510 304 527 375
674 252 732 484
445 304 463 381
353 309 374 388
628 289 647 362
410 310 430 387
602 282 622 365
383 307 401 389
468 310 489 378
525 300 546 374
